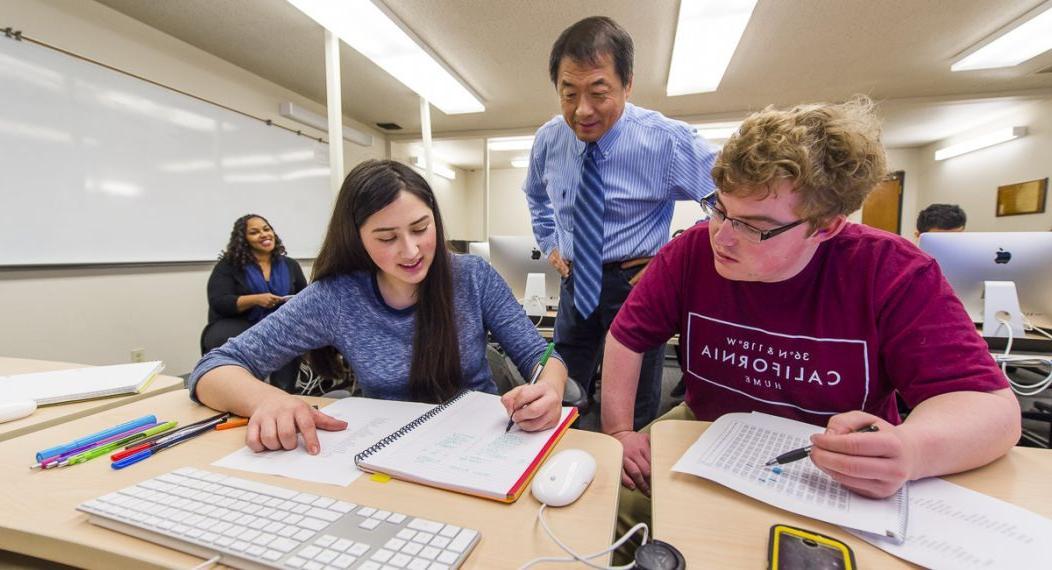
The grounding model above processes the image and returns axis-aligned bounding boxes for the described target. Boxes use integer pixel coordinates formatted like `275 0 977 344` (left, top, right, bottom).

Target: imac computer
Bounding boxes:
467 241 490 262
919 232 1052 332
487 235 562 307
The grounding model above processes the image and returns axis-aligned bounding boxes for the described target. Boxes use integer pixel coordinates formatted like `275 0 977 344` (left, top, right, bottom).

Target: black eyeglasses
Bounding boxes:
699 193 806 243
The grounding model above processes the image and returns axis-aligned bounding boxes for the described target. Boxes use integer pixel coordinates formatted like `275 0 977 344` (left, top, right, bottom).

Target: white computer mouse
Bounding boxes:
0 399 37 424
531 448 596 507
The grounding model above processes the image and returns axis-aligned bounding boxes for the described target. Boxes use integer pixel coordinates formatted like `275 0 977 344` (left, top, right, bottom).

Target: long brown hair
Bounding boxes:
309 160 462 403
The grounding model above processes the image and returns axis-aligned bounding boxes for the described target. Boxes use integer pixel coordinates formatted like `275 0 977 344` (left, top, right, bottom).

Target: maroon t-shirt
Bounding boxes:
610 222 1007 426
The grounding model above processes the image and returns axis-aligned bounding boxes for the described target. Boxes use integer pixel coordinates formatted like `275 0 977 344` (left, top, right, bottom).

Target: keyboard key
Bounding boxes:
300 517 328 531
286 556 307 568
359 563 382 570
315 534 337 547
348 543 371 556
360 518 382 530
389 553 412 568
300 545 322 559
246 545 266 557
293 528 315 542
429 536 450 549
262 549 282 561
448 529 478 553
411 532 434 544
312 497 335 508
408 519 444 534
371 548 394 563
401 543 423 556
332 501 356 513
307 507 342 522
419 546 440 560
387 513 407 524
396 529 417 541
386 538 407 550
293 493 319 504
332 538 354 551
333 553 357 569
373 510 391 520
270 537 299 553
303 561 324 570
408 559 430 570
315 549 338 564
437 551 458 564
439 525 459 538
358 507 377 517
429 564 450 570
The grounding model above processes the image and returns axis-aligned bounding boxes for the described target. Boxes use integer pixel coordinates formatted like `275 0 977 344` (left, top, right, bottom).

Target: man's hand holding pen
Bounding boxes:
808 411 919 500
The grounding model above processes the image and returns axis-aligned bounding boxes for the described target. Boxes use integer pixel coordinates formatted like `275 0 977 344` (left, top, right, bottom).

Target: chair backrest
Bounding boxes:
486 344 525 395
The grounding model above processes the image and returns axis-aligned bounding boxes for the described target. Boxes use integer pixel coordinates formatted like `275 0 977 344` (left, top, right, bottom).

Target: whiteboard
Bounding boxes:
0 38 332 265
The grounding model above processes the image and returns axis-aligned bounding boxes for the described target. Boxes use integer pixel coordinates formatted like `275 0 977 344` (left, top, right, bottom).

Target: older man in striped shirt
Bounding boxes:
523 16 717 429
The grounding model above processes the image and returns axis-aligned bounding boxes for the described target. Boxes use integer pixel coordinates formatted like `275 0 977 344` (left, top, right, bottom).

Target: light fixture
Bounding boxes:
934 127 1027 161
691 121 741 141
667 0 758 96
510 157 530 168
952 3 1052 71
287 0 484 115
412 156 456 180
488 136 535 151
279 102 373 147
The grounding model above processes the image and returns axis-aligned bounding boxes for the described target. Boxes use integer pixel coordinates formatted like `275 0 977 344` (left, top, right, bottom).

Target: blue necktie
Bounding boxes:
573 143 605 318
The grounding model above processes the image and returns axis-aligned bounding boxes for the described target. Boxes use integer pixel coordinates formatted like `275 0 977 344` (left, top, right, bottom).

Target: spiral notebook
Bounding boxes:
354 390 578 503
0 361 165 405
672 411 909 543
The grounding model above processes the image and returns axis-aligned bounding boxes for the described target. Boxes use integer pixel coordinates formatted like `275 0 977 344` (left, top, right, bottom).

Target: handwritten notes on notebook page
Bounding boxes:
848 477 1052 569
355 391 576 501
672 412 908 540
212 398 431 486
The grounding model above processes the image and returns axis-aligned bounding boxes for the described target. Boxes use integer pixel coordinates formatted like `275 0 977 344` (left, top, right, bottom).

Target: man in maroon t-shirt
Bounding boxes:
603 98 1020 553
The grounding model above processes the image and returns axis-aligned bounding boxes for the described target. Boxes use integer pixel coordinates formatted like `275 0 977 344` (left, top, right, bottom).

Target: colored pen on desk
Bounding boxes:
112 415 227 469
35 414 157 462
505 342 555 433
32 421 159 469
764 424 880 466
57 421 177 467
111 413 228 462
216 417 248 431
121 411 228 450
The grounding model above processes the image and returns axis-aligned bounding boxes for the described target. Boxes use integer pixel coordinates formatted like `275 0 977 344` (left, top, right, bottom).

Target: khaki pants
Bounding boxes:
613 403 697 565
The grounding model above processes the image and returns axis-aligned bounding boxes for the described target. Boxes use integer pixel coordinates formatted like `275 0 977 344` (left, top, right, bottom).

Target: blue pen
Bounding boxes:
36 415 157 462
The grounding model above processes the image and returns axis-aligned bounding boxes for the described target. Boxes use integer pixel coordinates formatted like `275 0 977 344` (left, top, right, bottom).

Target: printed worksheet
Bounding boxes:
212 397 431 486
672 412 908 539
848 477 1052 569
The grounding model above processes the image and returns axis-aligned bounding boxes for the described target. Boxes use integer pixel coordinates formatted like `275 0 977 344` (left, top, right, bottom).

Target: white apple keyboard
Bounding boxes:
78 467 480 569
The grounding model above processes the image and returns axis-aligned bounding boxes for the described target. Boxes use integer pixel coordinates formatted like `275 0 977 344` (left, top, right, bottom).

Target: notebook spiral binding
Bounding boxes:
353 390 471 465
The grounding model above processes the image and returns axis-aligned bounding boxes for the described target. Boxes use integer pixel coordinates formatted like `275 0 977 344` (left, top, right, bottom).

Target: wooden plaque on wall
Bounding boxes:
996 178 1047 217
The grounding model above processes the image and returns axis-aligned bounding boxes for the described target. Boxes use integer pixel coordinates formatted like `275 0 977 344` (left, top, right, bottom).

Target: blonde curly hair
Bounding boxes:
712 96 888 227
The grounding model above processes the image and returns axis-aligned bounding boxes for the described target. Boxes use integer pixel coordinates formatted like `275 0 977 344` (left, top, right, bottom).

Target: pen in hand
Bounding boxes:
764 424 879 466
505 342 555 433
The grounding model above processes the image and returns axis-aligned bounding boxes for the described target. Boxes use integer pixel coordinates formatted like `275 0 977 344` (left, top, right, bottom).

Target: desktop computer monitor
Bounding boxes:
919 232 1052 329
467 241 489 262
487 235 562 303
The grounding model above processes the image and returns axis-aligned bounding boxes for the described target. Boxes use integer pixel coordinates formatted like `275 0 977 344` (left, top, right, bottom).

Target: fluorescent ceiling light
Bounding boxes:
412 156 456 180
934 127 1027 161
691 121 741 141
952 4 1052 71
667 0 758 96
279 102 373 147
510 157 530 168
287 0 484 115
488 136 535 151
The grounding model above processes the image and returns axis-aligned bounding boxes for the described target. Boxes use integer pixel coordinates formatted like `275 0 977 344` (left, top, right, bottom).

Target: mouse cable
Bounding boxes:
518 504 649 570
993 316 1052 397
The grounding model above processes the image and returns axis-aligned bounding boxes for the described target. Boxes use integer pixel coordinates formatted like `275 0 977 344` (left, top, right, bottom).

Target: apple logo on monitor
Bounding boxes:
530 248 541 261
995 248 1012 264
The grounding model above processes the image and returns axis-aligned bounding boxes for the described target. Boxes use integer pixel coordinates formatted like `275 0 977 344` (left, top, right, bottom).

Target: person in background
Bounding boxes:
191 160 568 455
203 214 308 393
523 16 717 430
915 203 966 240
602 98 1019 561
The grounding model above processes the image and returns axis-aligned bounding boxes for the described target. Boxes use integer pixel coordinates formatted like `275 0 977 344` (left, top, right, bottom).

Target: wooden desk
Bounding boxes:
651 420 1052 569
0 389 623 569
0 357 184 443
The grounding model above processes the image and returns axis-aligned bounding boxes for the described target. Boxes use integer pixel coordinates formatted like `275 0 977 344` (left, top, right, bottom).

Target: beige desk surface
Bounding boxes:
0 388 623 570
651 420 1052 569
0 357 184 443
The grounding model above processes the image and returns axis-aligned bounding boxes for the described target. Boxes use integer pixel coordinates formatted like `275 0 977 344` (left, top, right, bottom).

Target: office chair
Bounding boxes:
486 344 589 411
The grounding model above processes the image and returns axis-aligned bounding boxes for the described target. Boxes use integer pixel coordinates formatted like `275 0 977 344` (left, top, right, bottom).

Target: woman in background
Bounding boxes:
202 214 308 392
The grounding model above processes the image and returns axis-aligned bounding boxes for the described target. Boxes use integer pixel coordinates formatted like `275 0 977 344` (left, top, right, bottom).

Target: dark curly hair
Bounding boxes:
218 214 287 269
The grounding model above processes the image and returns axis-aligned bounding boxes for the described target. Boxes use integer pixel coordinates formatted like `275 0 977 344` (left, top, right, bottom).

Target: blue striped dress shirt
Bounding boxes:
523 103 717 263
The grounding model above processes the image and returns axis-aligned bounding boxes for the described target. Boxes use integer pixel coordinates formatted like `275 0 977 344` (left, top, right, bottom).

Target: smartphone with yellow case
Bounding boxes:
768 524 856 570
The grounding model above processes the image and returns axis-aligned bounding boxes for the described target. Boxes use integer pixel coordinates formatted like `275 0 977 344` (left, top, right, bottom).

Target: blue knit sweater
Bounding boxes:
189 254 555 402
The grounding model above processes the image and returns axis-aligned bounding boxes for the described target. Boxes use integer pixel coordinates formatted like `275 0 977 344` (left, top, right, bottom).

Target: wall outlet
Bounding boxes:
131 348 145 363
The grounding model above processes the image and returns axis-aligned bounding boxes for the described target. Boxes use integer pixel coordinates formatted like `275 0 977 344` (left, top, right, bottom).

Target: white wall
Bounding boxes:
912 98 1052 233
488 167 533 238
1 0 386 374
885 147 927 235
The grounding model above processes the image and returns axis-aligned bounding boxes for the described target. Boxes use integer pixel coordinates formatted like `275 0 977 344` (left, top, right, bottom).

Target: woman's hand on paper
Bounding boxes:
612 430 652 496
502 381 562 432
809 411 918 499
254 293 286 309
246 394 348 455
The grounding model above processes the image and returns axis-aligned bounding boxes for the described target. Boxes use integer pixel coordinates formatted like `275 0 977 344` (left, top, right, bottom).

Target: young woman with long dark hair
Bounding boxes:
190 160 567 454
202 214 308 393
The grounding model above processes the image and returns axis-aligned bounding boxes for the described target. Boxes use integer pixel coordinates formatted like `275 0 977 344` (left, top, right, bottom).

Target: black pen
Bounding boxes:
764 424 879 466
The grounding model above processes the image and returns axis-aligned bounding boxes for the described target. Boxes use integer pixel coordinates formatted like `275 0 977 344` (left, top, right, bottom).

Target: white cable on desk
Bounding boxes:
993 316 1052 397
518 504 649 570
188 554 221 570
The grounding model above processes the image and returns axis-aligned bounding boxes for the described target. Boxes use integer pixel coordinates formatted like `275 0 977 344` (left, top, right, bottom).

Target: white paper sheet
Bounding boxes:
212 397 431 486
848 477 1052 569
672 412 908 539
